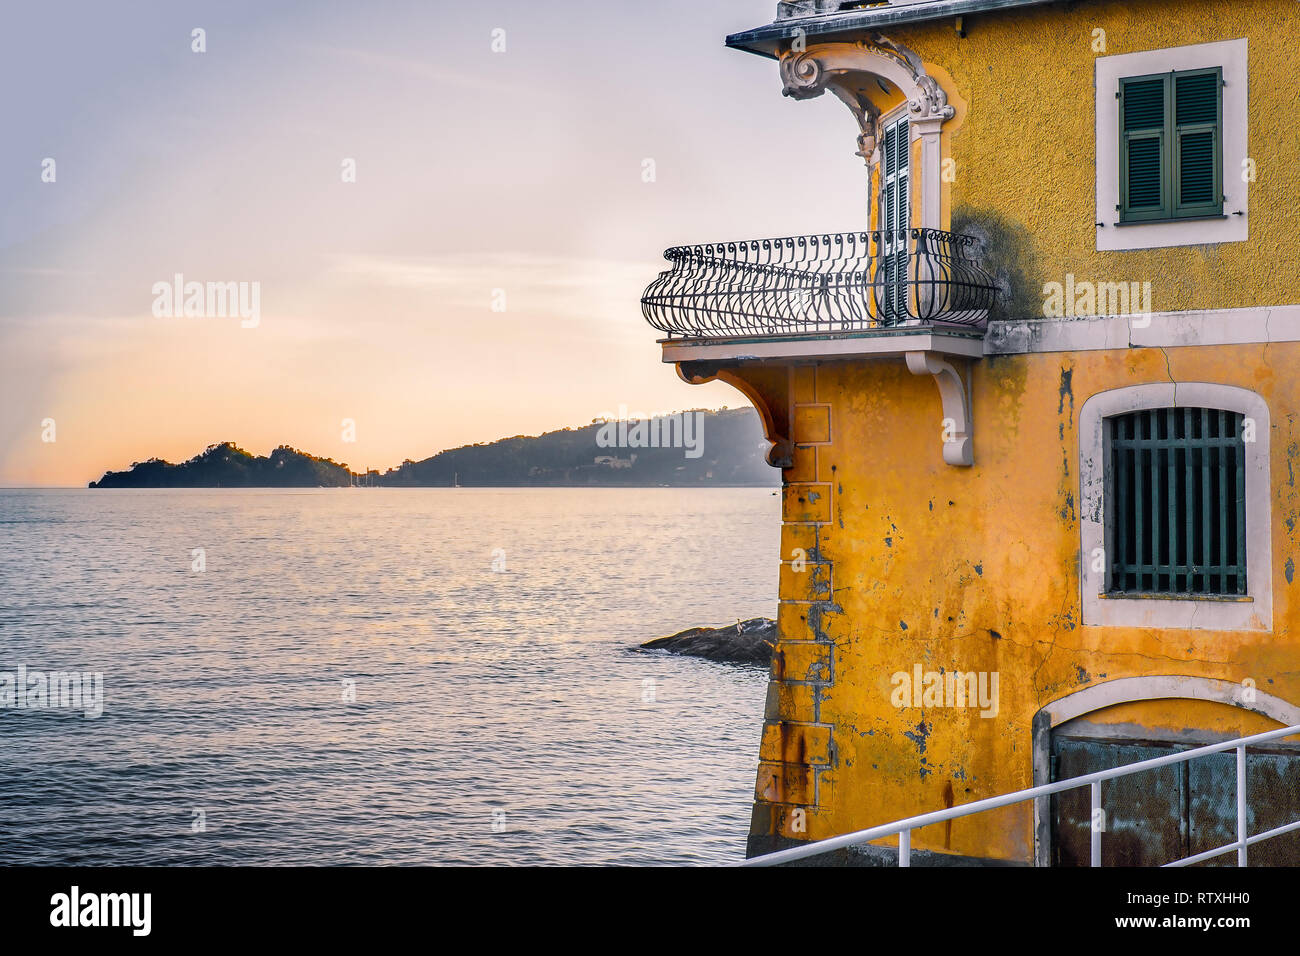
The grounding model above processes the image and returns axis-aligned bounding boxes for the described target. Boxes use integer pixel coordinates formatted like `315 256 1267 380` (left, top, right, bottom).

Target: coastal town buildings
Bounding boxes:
643 0 1300 864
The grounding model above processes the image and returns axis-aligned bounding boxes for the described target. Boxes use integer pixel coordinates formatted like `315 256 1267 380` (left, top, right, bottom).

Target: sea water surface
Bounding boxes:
0 487 777 865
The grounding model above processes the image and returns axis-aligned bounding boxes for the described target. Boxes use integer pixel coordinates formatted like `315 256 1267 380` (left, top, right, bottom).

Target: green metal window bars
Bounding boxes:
1108 407 1247 596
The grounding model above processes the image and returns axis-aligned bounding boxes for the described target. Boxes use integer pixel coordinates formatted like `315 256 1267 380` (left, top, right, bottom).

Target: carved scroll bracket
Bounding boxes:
677 362 794 469
905 351 973 467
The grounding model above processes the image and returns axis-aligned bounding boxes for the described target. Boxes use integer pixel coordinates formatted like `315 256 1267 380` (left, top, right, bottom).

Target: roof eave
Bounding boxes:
725 0 1062 59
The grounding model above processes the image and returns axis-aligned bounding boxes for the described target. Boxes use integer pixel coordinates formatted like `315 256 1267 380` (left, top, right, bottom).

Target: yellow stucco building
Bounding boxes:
643 0 1300 865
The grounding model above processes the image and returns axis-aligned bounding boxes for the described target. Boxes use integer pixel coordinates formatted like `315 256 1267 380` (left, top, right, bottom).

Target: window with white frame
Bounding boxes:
1078 383 1271 631
1095 39 1247 251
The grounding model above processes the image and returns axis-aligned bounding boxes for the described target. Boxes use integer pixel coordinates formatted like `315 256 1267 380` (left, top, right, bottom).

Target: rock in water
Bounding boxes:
640 617 776 665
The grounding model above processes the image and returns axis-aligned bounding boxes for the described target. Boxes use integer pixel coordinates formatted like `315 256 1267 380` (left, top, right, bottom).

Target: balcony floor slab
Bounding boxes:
659 327 985 366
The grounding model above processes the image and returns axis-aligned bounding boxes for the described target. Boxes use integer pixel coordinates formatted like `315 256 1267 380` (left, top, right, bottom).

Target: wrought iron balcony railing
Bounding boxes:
641 228 997 338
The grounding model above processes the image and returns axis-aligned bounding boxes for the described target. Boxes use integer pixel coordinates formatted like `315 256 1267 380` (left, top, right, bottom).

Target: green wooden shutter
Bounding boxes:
1119 75 1169 221
893 126 909 320
878 116 909 324
1119 68 1223 224
1173 68 1223 218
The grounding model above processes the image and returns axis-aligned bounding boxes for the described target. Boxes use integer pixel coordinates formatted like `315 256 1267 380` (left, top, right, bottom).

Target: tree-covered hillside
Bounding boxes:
88 408 778 487
379 408 774 486
90 443 353 488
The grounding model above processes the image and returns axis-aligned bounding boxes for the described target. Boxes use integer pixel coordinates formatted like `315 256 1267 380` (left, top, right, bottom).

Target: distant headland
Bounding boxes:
88 408 779 488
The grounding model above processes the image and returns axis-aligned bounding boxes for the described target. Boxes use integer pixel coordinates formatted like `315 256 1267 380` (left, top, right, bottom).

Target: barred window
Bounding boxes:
1107 407 1246 596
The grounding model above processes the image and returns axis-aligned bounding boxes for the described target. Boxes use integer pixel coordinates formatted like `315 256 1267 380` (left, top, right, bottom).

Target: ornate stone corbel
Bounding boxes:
779 51 827 100
911 74 956 121
905 351 973 466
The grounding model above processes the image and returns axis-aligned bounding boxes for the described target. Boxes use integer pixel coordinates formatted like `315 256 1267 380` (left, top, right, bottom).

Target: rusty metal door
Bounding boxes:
1050 734 1300 866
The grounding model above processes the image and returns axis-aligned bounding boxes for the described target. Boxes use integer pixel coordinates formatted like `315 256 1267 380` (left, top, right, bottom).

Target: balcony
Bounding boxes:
642 228 999 467
641 228 997 342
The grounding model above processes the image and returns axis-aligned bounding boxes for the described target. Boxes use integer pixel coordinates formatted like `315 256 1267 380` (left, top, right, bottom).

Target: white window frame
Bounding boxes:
1078 383 1272 631
1095 38 1248 251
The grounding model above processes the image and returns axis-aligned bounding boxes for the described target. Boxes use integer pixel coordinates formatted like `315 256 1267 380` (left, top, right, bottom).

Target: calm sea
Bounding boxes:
0 487 777 865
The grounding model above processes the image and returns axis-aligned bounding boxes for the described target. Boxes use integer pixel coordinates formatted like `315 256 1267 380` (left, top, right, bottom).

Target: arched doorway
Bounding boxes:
1031 677 1300 866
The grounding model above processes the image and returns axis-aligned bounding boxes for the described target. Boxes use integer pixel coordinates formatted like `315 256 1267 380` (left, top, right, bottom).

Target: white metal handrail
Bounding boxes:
742 723 1300 867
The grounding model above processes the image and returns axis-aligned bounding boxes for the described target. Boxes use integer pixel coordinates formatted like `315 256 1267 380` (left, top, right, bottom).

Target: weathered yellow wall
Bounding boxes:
741 0 1300 863
751 339 1300 861
851 0 1298 315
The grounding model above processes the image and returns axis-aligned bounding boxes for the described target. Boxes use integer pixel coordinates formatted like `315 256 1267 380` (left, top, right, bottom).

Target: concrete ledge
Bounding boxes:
985 305 1300 356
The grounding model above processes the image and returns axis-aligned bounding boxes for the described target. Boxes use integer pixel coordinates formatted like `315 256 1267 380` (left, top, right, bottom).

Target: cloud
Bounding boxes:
299 43 524 97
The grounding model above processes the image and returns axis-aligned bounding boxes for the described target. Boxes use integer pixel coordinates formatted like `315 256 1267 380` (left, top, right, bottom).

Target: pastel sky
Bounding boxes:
0 0 866 486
